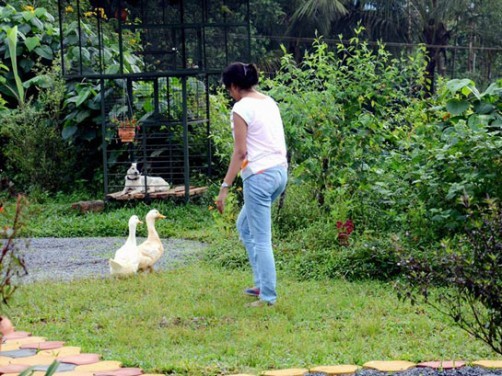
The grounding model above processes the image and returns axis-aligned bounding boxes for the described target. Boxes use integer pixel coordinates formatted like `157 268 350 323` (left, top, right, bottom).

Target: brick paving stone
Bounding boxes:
363 360 416 372
0 349 37 358
10 354 56 366
94 367 143 376
0 344 21 352
39 346 81 357
472 360 502 369
2 332 31 341
53 371 95 376
75 361 122 372
416 361 466 369
58 353 101 365
309 365 360 375
0 363 31 374
4 337 46 346
33 362 77 372
262 368 309 376
20 341 65 351
0 357 10 366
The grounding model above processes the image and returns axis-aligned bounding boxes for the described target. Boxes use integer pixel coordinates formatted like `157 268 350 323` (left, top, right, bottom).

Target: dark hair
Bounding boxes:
221 62 258 90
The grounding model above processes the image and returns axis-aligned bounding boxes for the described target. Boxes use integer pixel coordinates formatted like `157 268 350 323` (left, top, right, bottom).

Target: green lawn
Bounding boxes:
1 196 500 375
6 263 498 376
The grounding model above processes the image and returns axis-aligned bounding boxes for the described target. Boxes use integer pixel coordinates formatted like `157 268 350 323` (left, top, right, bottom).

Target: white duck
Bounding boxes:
137 209 166 272
109 215 143 276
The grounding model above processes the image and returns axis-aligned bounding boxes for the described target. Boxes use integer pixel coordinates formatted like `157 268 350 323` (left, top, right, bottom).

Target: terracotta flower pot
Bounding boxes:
118 126 136 143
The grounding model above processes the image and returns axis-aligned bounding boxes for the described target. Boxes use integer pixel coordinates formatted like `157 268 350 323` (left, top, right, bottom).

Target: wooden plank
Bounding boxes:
106 186 207 201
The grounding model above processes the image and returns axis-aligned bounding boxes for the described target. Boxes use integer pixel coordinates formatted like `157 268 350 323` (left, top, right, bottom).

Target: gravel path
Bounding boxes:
16 237 207 283
351 367 502 376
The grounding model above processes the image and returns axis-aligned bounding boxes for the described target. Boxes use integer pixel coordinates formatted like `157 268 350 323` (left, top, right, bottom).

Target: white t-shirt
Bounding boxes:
231 96 287 179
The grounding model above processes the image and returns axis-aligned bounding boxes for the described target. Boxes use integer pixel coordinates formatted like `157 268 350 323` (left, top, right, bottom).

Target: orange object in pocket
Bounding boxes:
241 159 249 169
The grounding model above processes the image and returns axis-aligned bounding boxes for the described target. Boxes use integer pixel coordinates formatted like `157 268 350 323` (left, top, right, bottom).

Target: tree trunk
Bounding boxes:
423 20 450 95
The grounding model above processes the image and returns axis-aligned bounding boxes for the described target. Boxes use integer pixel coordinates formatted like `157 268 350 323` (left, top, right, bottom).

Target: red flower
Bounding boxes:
336 219 354 245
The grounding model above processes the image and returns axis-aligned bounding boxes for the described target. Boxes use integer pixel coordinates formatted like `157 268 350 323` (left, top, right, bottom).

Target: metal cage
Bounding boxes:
57 0 250 201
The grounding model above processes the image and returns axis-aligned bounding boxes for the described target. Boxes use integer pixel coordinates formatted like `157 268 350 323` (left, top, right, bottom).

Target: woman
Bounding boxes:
216 62 288 307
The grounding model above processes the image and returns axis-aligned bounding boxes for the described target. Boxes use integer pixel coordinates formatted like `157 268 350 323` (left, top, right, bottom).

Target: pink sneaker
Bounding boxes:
244 287 260 297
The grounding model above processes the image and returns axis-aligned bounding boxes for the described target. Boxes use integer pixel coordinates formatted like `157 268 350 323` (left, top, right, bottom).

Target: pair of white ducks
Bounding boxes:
109 209 166 276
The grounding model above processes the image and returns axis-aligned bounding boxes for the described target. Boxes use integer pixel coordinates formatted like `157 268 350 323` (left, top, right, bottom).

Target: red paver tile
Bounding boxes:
417 361 466 369
0 364 31 374
58 354 101 365
2 332 31 341
20 341 64 351
94 367 143 376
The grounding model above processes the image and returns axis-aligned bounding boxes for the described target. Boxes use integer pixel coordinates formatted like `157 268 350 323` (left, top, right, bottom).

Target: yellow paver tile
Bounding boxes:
310 364 360 375
363 360 416 372
0 343 21 351
39 346 81 357
4 337 46 346
0 356 12 366
10 354 56 366
33 372 50 376
75 360 122 372
54 372 95 376
261 368 309 376
472 360 502 369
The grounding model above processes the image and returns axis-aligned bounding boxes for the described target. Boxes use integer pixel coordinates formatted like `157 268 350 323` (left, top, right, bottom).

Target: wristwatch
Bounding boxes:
221 181 231 189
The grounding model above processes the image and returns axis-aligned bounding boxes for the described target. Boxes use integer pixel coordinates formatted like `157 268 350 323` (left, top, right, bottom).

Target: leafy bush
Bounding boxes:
397 202 502 354
0 5 59 105
0 195 28 308
263 28 428 212
383 78 502 241
0 64 80 193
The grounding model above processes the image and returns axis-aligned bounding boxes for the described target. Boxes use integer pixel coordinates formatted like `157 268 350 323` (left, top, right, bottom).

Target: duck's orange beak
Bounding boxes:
158 213 166 219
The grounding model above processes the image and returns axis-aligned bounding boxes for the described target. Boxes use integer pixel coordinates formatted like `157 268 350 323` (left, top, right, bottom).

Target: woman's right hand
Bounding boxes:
216 187 229 214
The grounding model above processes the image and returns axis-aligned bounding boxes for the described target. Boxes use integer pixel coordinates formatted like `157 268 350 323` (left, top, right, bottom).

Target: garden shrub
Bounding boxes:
0 195 28 306
0 64 80 193
384 78 502 241
397 201 502 355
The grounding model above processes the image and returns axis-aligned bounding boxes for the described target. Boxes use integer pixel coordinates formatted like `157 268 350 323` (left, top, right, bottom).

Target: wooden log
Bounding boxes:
71 200 105 213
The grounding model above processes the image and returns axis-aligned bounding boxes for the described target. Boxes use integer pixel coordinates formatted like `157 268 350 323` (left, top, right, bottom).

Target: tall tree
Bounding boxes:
286 0 348 60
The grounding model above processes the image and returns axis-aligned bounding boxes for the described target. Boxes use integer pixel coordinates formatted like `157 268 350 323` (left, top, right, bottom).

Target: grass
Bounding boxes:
1 194 501 375
6 263 500 375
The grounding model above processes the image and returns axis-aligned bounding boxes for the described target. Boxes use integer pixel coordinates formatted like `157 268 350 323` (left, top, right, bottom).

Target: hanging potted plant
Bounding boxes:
112 115 139 143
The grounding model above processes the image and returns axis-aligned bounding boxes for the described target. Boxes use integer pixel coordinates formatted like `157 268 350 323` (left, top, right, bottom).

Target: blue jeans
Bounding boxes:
236 165 288 304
